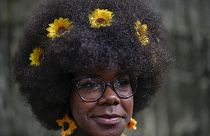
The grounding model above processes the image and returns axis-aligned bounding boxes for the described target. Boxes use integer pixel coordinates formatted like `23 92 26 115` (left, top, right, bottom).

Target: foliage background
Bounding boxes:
0 0 209 136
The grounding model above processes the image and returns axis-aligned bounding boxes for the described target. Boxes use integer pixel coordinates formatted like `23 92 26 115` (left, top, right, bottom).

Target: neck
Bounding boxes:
72 129 125 136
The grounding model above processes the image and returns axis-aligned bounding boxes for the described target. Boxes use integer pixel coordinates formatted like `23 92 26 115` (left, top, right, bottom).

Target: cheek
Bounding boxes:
70 93 86 119
70 92 95 126
122 97 134 120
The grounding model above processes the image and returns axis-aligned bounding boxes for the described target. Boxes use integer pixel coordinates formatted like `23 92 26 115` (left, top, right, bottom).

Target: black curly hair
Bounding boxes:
14 0 172 130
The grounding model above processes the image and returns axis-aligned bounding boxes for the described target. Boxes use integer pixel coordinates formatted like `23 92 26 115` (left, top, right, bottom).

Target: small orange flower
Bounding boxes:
56 114 77 136
135 20 150 46
127 117 137 130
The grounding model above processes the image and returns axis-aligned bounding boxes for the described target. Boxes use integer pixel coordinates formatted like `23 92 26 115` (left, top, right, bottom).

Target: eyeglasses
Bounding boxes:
72 75 136 102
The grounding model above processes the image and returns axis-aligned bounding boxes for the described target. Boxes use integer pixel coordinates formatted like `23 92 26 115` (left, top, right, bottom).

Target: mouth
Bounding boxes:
92 114 124 126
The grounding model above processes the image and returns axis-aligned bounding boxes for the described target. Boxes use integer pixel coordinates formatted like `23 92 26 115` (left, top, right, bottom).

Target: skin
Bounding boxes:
70 68 134 136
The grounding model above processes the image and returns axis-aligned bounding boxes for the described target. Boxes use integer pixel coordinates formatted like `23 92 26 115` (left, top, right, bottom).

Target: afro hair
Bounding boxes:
14 0 172 130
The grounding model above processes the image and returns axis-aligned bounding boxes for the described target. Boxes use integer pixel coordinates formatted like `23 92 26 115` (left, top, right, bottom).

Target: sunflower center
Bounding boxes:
63 122 69 131
57 26 67 35
96 18 105 23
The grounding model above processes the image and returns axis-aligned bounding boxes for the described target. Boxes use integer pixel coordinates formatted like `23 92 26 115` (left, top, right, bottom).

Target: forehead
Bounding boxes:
75 67 128 80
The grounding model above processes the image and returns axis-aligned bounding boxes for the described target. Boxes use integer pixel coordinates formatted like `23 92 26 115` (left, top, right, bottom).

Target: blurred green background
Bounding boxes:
0 0 210 136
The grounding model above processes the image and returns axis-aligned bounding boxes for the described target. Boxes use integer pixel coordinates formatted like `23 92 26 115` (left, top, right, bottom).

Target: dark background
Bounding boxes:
0 0 210 136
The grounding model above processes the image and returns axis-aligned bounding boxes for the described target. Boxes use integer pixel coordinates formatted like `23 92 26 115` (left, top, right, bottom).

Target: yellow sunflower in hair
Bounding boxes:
56 114 77 136
89 8 114 28
135 20 150 46
29 47 43 66
46 17 73 39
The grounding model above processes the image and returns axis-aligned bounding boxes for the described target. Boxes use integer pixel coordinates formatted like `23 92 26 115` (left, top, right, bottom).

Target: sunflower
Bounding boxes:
89 8 114 28
56 114 77 136
46 17 73 39
127 117 137 130
135 20 150 46
29 47 43 66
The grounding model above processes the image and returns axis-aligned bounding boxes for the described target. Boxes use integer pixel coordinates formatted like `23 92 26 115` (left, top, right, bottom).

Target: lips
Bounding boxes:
92 114 123 125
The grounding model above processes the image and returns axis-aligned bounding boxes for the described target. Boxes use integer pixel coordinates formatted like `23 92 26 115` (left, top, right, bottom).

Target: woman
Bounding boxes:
14 0 172 135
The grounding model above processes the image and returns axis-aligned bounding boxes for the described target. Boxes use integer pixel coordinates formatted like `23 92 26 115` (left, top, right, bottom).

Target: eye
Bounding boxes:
78 78 101 90
114 79 130 87
79 82 99 88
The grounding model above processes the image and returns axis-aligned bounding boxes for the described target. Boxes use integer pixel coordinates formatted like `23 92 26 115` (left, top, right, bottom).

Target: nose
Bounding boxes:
97 84 120 106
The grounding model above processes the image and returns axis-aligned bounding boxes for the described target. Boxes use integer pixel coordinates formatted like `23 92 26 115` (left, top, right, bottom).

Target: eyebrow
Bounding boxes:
74 71 129 81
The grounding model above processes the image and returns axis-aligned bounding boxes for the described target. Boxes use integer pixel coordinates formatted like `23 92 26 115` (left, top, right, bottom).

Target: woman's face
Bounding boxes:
70 69 134 136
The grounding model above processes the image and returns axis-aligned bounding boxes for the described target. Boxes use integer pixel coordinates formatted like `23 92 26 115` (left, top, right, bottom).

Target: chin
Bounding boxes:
89 127 124 136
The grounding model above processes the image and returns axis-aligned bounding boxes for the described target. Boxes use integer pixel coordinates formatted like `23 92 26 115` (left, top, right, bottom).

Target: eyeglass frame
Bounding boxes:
72 75 137 102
